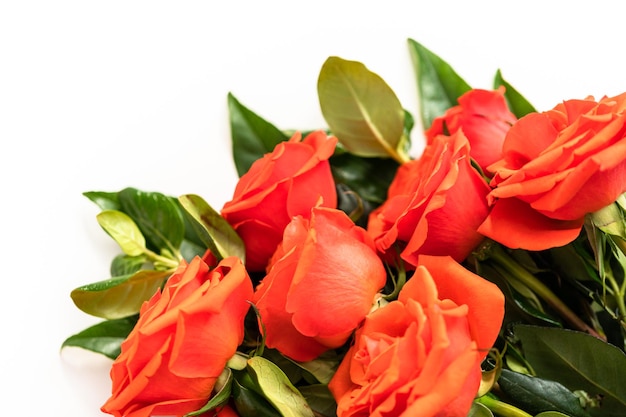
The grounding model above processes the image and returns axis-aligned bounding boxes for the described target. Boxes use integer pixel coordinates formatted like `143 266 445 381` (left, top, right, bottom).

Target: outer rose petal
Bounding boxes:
221 130 337 271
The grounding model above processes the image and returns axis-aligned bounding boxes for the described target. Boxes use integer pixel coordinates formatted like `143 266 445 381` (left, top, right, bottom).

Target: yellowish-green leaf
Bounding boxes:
317 56 408 163
247 356 315 417
70 269 171 319
97 210 146 257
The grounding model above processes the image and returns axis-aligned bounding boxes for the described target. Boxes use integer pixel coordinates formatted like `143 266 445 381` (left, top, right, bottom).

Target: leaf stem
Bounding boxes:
476 395 532 417
476 240 604 340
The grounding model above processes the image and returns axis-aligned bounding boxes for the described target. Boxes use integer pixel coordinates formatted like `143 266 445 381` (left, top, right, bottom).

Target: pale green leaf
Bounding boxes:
97 210 146 257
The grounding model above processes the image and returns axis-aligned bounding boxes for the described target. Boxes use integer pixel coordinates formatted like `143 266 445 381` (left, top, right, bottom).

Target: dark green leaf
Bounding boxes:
498 369 591 417
407 38 471 129
110 254 146 277
493 69 537 118
514 324 626 417
299 385 337 417
70 269 171 319
317 56 408 162
118 187 185 254
61 315 138 359
178 239 207 263
228 92 289 177
83 191 120 211
246 356 315 417
330 152 399 205
468 402 495 417
232 374 281 417
178 194 245 263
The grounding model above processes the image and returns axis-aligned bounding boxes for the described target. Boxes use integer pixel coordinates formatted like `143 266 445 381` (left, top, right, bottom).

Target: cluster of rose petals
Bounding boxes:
101 255 253 417
368 130 491 268
221 130 338 272
479 92 626 250
426 87 517 172
253 206 387 362
328 255 504 417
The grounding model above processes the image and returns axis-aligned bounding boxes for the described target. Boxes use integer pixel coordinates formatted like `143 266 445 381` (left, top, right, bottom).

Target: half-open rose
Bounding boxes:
253 206 387 362
368 131 491 268
479 92 626 250
101 255 253 417
328 255 504 417
221 130 337 272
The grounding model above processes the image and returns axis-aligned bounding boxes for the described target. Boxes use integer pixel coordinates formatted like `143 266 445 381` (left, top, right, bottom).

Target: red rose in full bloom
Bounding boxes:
101 255 253 417
425 87 517 172
221 130 338 272
367 131 491 268
253 206 387 362
479 92 626 250
328 255 505 417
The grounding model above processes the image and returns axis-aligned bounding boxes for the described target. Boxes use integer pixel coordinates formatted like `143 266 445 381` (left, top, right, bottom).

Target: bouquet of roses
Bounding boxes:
62 38 626 417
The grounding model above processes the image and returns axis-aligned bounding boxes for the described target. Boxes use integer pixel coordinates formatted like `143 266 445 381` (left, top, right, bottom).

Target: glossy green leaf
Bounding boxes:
178 194 245 263
185 368 233 416
493 69 537 118
317 56 408 162
110 254 146 277
83 190 120 211
96 210 146 257
61 315 138 359
497 369 591 417
228 92 289 176
70 269 171 319
468 402 495 417
118 188 185 254
232 374 282 417
514 324 626 417
247 356 315 417
407 38 471 129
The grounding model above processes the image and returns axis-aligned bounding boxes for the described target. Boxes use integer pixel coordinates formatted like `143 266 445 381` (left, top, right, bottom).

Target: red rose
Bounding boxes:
101 255 253 417
425 87 517 172
221 130 338 272
479 92 626 250
253 206 387 362
328 255 505 417
367 131 491 268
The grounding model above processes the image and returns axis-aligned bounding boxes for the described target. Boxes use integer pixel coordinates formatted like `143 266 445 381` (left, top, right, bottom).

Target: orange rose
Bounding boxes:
425 87 517 172
101 254 253 417
478 92 626 250
253 206 387 362
367 131 491 268
328 255 505 417
221 130 338 272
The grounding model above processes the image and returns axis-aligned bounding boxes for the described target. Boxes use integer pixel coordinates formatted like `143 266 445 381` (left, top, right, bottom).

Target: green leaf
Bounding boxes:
61 315 138 359
514 324 626 417
232 374 282 417
185 368 233 416
407 38 471 129
493 69 537 118
536 412 573 417
70 269 171 319
178 194 245 263
228 92 289 176
246 356 315 417
96 210 146 257
468 402 495 417
317 56 408 162
298 385 337 417
497 369 591 417
83 191 120 211
110 254 147 277
118 188 185 254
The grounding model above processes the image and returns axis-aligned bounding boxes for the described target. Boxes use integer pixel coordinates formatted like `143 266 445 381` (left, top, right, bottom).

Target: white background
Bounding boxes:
1 1 625 415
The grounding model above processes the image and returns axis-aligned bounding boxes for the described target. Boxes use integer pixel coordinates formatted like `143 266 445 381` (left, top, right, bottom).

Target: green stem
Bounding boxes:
606 269 626 322
476 396 532 417
479 240 604 340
